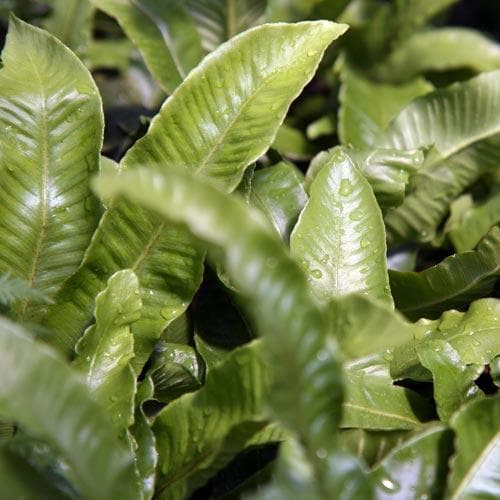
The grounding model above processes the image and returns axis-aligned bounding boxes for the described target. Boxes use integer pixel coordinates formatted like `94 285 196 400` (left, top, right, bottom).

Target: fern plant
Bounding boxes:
0 1 499 499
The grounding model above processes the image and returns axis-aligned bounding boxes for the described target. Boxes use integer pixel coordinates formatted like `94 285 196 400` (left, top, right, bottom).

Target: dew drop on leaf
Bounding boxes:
310 269 323 279
339 178 353 196
380 478 400 492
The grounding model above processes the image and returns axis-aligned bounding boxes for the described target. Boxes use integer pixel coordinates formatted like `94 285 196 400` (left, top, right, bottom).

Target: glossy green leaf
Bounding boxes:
380 71 500 245
185 0 266 52
391 298 500 381
306 147 424 212
339 62 432 149
153 340 269 499
42 0 93 54
0 317 140 499
390 225 500 320
327 294 417 361
73 270 140 432
448 191 500 252
90 0 204 94
376 28 500 83
249 161 308 241
448 397 500 499
0 17 103 322
194 335 230 373
95 167 354 492
45 20 348 364
291 148 393 305
417 340 483 422
147 342 202 403
370 424 453 499
342 355 431 430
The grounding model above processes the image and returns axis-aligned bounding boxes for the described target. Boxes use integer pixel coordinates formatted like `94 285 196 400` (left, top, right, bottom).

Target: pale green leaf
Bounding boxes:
0 317 140 499
90 0 204 94
0 17 103 323
42 0 93 54
272 123 315 160
391 298 500 382
45 21 348 366
390 225 500 320
94 167 351 492
380 71 500 245
338 62 432 149
448 397 500 499
73 270 140 432
185 0 266 52
376 28 500 83
291 148 392 305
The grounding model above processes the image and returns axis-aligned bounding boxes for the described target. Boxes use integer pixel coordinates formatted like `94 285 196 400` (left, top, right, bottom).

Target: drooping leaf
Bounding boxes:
447 397 500 499
291 147 393 305
90 0 204 94
45 20 348 365
376 28 500 83
248 161 308 241
448 191 500 252
417 340 483 422
185 0 267 52
0 17 103 322
94 167 363 494
0 317 140 499
342 355 432 430
391 298 500 381
42 0 94 54
73 270 140 432
390 225 500 320
338 62 432 149
153 340 270 499
370 423 453 499
305 147 424 212
380 71 500 245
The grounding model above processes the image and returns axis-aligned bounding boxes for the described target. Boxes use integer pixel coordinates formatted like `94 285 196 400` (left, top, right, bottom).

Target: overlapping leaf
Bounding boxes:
0 318 140 499
45 20 348 365
0 18 103 322
291 148 393 305
379 71 500 245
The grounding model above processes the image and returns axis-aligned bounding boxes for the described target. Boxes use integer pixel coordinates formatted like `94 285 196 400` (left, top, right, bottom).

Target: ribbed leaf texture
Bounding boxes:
0 17 103 322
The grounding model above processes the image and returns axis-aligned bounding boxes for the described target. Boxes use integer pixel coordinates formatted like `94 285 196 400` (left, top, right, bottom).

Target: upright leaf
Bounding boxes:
90 0 204 94
448 397 500 499
45 21 348 364
94 167 365 494
73 270 141 432
338 62 432 149
0 318 140 500
291 148 393 305
185 0 267 52
390 225 500 320
42 0 94 54
0 18 103 322
379 71 500 245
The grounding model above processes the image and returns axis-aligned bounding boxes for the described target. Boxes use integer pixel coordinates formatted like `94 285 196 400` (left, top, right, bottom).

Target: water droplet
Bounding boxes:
311 269 323 279
109 395 118 402
84 196 94 212
349 209 363 221
360 236 371 249
316 448 327 459
161 307 171 320
381 478 400 492
339 178 353 196
472 339 480 347
383 350 393 362
317 350 328 362
320 254 330 264
307 49 318 57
